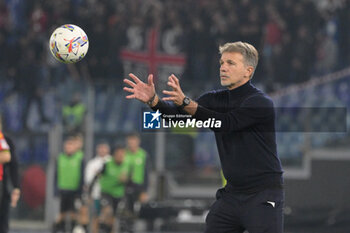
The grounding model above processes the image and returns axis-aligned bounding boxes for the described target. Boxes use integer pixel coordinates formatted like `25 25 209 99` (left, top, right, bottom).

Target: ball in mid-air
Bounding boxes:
49 24 89 64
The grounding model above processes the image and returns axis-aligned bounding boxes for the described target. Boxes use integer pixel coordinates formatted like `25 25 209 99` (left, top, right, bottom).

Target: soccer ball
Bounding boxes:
49 24 89 64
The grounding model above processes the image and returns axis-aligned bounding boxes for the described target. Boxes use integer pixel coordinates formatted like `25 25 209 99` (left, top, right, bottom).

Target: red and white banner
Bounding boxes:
121 27 186 90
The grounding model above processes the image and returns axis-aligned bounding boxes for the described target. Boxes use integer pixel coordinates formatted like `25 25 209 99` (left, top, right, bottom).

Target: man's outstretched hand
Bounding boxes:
162 74 186 106
163 74 198 115
123 73 156 103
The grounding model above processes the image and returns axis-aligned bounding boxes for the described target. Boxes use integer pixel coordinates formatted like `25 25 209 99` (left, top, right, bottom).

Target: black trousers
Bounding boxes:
125 183 143 214
0 193 10 233
0 181 2 207
205 187 284 233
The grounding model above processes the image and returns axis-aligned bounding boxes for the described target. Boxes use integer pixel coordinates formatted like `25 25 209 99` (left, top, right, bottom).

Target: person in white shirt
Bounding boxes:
85 141 111 233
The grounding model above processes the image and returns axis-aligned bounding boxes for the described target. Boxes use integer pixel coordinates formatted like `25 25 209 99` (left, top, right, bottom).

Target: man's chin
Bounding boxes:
221 81 231 87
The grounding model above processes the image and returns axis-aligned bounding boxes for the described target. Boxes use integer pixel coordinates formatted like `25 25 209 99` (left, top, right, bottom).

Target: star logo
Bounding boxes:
143 110 162 129
151 110 162 122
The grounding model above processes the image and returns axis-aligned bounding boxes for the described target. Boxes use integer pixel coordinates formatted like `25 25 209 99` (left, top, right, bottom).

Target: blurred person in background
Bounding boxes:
124 41 284 233
98 144 130 233
73 133 84 153
53 135 85 233
125 133 149 216
62 92 86 134
19 48 50 130
0 130 10 210
85 141 111 233
0 116 20 233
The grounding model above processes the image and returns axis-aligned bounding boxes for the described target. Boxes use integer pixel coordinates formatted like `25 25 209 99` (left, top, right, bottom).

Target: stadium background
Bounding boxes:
1 0 350 232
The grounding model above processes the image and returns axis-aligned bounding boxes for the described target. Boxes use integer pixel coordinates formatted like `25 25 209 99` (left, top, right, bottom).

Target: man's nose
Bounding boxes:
220 65 227 72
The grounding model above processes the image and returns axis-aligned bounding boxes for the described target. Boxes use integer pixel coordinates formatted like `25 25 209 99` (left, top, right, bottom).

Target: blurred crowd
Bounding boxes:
0 0 349 127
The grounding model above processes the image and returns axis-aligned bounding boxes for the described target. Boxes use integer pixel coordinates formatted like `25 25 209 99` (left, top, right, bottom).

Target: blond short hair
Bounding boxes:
219 41 259 79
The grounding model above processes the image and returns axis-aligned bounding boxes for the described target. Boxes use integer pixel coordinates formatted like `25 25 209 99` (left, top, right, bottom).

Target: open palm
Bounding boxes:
123 73 156 103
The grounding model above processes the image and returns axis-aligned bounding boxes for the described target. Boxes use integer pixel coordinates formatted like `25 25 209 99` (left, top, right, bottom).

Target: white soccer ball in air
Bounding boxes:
49 24 89 64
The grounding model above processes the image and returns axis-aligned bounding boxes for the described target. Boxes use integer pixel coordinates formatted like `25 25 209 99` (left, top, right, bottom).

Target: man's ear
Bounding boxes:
246 66 254 78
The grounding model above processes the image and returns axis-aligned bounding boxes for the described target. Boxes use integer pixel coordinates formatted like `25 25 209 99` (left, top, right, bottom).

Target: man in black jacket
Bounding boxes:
124 41 284 233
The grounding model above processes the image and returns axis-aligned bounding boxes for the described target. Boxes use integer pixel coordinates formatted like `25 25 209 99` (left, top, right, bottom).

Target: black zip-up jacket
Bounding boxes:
153 81 283 193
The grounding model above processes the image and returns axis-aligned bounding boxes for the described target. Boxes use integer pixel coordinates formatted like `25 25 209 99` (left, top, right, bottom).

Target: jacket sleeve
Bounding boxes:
194 95 275 132
151 91 216 119
88 163 106 196
151 100 185 115
4 136 19 189
84 160 95 187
